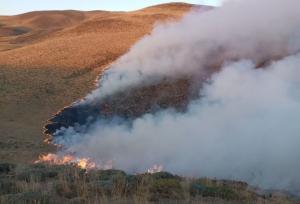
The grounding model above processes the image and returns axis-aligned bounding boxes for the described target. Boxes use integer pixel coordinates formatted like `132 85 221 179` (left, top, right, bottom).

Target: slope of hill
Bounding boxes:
0 3 195 163
0 3 193 67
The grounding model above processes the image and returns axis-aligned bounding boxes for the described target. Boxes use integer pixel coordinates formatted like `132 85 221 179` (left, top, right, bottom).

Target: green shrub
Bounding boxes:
90 169 126 181
150 178 184 200
151 172 177 180
190 181 239 200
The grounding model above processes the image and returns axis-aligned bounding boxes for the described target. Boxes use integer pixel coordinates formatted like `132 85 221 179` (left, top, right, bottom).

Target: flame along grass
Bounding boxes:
35 153 97 170
36 153 164 174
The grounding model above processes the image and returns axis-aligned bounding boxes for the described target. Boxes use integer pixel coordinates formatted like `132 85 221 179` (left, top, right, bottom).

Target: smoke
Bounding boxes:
53 0 300 194
83 0 300 102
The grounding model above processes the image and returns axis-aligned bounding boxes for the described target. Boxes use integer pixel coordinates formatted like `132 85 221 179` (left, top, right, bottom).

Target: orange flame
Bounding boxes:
36 153 162 174
35 153 97 170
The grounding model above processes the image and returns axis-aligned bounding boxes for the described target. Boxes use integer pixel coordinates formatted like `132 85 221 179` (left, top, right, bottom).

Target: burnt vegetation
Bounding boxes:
45 78 194 137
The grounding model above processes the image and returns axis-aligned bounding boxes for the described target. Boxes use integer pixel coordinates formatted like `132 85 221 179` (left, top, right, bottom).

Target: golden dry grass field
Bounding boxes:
0 3 194 163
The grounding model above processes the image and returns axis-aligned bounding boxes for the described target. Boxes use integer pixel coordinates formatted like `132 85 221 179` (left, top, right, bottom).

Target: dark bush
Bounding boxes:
151 172 177 180
92 169 126 181
150 178 183 200
0 163 15 174
190 181 239 200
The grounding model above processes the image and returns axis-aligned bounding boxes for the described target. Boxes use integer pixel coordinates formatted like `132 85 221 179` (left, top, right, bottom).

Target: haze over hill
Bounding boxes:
0 3 197 163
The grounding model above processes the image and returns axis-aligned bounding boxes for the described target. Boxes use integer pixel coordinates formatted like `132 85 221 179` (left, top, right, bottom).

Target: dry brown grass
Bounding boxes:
0 3 195 164
0 3 193 68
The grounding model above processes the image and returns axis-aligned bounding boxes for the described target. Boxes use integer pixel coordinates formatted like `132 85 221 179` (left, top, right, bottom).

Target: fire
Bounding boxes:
77 158 96 169
36 153 163 174
147 164 164 174
35 153 97 170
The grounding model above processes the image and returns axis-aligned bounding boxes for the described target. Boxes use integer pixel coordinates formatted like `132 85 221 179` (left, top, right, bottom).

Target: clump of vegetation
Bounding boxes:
0 163 297 204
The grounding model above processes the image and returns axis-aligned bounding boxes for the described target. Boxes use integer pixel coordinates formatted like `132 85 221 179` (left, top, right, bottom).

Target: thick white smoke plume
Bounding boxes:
84 0 300 102
55 0 300 194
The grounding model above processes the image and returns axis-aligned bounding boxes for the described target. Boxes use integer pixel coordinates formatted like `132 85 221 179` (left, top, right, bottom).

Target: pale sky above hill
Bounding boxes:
0 0 220 15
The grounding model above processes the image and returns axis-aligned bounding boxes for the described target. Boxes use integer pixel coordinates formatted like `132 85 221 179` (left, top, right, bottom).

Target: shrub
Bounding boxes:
0 163 15 174
190 180 239 200
151 172 177 180
150 178 184 201
90 169 126 181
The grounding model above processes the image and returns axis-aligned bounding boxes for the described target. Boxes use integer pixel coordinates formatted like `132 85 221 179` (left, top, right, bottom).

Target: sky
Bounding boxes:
0 0 220 15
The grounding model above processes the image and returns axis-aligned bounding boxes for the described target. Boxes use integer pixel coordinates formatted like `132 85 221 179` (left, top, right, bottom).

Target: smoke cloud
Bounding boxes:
84 0 300 101
53 0 300 194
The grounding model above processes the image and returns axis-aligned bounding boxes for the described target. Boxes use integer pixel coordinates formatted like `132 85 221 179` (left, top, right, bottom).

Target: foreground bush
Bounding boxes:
0 163 298 204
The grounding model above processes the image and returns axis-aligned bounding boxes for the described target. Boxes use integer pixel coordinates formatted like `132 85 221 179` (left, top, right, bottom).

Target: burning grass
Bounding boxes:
35 154 97 170
0 163 297 204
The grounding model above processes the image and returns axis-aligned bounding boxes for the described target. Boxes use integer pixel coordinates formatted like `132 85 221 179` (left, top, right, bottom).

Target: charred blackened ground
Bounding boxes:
44 56 279 140
43 47 292 147
45 78 194 138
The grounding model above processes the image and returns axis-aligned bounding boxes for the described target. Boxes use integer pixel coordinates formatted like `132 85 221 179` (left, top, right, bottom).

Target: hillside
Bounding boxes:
0 3 193 68
0 3 195 163
1 2 300 203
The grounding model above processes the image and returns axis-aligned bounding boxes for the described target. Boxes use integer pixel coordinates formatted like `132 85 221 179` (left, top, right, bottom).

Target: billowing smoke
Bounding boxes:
51 0 300 194
84 0 300 102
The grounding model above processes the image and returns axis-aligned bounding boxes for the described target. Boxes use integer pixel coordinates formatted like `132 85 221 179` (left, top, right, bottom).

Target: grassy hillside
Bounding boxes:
0 3 193 68
0 3 194 163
